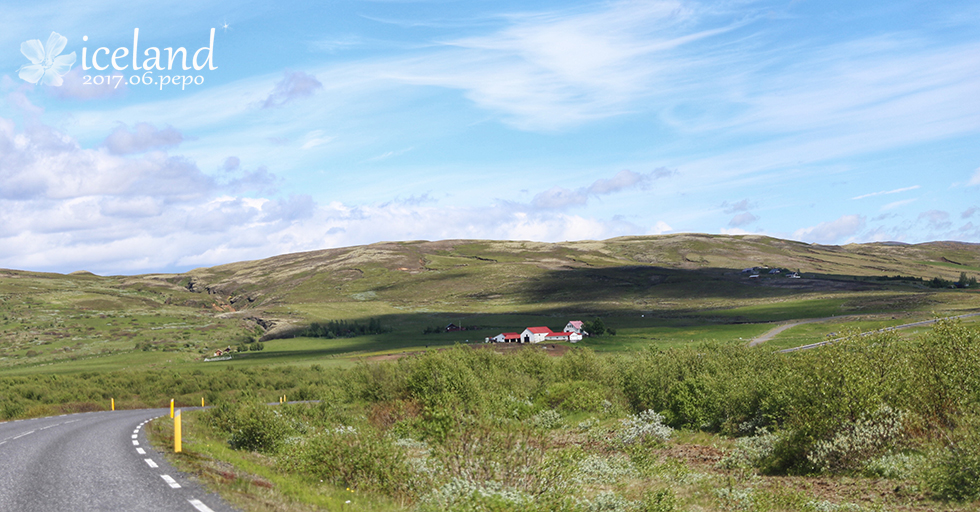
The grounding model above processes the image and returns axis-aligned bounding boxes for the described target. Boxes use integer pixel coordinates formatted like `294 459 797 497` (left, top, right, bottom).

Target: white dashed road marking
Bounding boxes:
13 431 35 439
144 459 158 468
161 474 181 488
132 434 138 439
132 440 139 446
188 499 215 512
136 448 146 455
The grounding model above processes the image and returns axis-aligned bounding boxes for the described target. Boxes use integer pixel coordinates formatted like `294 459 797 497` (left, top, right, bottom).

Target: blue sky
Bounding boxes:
0 0 978 274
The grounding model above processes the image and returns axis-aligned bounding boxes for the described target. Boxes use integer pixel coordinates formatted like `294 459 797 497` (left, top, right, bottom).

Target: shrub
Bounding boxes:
542 380 612 413
206 401 290 453
717 428 779 471
281 428 417 498
617 410 672 446
862 452 923 480
806 405 907 473
530 409 564 429
418 478 530 512
923 417 980 501
641 489 676 512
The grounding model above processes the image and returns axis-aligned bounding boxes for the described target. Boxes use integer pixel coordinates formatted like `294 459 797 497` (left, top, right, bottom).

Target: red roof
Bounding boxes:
567 321 584 328
525 326 552 334
545 332 570 338
501 332 520 338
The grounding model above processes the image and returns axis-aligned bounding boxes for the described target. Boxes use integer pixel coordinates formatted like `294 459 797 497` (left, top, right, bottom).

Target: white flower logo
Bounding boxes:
18 32 76 86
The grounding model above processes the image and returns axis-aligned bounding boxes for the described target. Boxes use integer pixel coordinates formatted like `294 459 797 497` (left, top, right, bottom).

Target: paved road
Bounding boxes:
0 408 236 512
777 312 980 353
746 316 859 347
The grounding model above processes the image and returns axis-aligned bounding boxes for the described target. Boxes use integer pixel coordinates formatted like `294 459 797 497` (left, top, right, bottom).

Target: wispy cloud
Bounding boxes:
531 168 674 210
881 198 917 211
969 168 980 186
102 122 184 154
262 71 324 109
383 1 741 130
728 212 758 227
852 185 920 200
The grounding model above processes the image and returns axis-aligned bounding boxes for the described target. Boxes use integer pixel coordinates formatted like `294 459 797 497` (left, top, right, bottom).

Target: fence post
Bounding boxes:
174 409 182 453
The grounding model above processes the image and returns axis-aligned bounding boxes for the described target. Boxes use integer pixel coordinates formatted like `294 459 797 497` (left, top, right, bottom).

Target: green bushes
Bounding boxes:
281 427 417 497
205 400 290 452
923 415 980 501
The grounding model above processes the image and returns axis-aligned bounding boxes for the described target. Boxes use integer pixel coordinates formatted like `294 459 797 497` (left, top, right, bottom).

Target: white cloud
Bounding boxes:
0 115 648 273
300 130 334 150
262 71 323 109
722 199 755 214
531 168 674 210
728 212 758 227
531 186 588 209
881 198 917 211
918 210 951 231
386 1 737 130
793 215 866 244
649 221 672 235
852 185 920 200
103 122 184 154
47 68 126 100
969 168 980 186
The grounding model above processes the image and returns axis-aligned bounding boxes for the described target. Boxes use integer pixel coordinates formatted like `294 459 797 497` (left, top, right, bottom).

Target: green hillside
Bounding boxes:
2 234 979 374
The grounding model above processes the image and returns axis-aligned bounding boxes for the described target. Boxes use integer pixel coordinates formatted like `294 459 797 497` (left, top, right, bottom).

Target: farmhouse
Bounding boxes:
489 321 588 344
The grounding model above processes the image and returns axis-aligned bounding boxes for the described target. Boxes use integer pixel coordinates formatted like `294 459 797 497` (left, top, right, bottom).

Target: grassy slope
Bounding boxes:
2 234 980 374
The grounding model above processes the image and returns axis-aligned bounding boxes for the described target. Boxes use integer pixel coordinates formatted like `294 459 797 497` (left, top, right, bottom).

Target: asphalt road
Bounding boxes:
0 408 236 512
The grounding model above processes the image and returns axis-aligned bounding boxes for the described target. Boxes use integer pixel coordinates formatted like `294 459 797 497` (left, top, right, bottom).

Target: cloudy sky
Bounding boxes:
0 0 978 274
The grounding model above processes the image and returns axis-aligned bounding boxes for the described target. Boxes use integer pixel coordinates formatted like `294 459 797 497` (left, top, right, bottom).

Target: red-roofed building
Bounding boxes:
564 320 585 334
521 326 552 343
491 332 522 343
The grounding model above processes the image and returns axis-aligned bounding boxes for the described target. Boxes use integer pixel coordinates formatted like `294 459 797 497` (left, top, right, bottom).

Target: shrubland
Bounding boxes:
144 320 980 510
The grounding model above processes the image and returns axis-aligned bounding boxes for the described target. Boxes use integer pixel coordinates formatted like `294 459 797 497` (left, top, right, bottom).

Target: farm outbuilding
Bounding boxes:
521 327 552 343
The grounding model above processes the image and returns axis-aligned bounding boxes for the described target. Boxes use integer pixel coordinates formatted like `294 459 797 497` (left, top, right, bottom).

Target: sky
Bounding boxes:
0 0 978 274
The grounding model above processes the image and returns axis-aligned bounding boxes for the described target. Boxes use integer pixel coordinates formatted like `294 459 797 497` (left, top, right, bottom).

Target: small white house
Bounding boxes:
563 320 585 333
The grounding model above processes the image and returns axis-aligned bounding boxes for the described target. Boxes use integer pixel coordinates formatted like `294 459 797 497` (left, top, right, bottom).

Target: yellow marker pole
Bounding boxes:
174 409 182 453
111 398 114 411
170 399 174 418
201 397 205 407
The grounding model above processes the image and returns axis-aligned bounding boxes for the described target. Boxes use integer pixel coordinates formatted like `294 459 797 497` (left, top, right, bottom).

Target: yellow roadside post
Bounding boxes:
201 397 205 407
170 399 174 418
111 398 114 411
174 409 182 453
